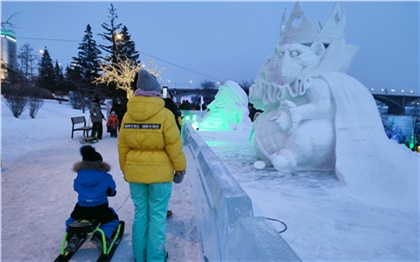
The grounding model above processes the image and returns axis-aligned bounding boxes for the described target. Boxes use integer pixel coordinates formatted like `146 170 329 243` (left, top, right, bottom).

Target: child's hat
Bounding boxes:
136 69 161 92
111 111 116 115
80 145 103 162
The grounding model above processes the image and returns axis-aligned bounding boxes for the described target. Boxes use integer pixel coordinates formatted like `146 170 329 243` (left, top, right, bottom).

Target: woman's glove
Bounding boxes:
174 171 186 184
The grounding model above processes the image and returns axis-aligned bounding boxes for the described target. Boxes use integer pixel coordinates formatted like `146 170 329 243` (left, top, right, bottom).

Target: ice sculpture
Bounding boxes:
198 80 252 131
249 2 419 207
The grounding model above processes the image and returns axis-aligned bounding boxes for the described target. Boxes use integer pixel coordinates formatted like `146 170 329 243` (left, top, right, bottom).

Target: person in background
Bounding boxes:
111 97 127 131
90 97 105 139
162 91 183 219
164 95 182 132
248 102 263 122
118 68 186 262
65 145 120 251
105 99 113 120
107 111 119 138
161 95 182 218
178 100 191 110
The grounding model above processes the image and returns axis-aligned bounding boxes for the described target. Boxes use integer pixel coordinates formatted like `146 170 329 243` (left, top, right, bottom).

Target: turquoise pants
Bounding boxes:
130 182 172 262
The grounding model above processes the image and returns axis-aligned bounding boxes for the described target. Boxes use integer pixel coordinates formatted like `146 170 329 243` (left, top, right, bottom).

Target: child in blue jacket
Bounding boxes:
65 145 120 250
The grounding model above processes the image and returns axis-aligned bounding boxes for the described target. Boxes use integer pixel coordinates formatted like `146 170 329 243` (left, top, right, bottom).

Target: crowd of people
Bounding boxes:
88 89 262 142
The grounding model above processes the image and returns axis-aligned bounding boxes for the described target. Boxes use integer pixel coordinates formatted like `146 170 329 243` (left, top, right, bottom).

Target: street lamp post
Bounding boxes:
113 33 122 63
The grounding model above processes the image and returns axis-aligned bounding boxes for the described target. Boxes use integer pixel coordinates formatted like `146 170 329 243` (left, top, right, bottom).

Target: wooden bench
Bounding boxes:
71 116 92 139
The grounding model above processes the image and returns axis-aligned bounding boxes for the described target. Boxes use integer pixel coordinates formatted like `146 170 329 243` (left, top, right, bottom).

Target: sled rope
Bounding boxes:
116 193 131 212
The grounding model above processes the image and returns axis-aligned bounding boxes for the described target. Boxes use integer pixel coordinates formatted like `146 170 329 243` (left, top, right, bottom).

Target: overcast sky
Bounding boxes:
2 1 419 92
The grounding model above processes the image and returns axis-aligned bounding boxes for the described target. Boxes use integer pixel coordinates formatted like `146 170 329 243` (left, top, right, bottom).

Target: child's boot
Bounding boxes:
90 232 107 250
66 234 82 252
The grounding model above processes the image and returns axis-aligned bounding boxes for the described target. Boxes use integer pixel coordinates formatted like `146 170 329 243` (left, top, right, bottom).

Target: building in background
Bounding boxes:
1 30 18 79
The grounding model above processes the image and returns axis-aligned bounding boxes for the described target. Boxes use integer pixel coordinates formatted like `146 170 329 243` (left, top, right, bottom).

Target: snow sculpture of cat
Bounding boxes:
250 2 358 171
250 2 419 209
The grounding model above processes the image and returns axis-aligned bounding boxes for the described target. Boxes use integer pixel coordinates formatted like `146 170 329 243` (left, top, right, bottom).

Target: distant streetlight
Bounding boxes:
189 80 192 88
113 33 123 60
39 49 44 54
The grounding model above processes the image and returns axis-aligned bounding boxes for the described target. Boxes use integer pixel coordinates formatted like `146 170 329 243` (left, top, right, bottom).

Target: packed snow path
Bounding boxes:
1 99 201 262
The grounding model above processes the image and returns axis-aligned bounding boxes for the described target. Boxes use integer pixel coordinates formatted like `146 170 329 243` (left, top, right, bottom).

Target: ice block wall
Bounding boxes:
183 124 301 261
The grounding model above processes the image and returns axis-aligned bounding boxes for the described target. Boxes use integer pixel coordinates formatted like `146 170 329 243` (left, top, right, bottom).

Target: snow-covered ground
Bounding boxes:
196 130 420 261
2 97 419 261
1 98 201 262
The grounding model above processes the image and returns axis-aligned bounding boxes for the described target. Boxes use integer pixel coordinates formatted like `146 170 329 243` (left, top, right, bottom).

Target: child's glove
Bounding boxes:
174 171 185 184
107 187 117 197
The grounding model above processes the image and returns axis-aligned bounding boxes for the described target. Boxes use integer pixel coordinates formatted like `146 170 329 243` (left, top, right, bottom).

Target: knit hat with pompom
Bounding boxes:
80 145 103 162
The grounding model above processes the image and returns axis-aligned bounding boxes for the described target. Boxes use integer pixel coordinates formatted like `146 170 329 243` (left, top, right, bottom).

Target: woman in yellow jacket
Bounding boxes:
118 69 186 262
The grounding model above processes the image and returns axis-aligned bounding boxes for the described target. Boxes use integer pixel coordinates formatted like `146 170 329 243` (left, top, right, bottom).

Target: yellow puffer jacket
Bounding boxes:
118 95 186 184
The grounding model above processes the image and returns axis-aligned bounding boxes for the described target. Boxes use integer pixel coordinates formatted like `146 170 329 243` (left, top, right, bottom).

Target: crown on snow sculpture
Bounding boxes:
279 2 346 45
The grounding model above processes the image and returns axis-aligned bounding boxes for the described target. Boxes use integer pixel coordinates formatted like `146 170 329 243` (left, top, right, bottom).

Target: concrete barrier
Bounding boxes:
183 124 301 261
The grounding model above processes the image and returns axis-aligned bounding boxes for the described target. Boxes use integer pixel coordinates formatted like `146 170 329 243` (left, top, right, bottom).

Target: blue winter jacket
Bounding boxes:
72 161 116 207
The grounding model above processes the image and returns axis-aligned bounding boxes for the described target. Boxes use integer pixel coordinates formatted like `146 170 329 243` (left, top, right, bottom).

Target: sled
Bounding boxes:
55 219 125 262
79 136 98 144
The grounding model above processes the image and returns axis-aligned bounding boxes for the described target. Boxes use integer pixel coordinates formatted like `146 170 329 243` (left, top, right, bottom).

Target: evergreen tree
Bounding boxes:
37 47 55 92
54 60 64 86
69 24 103 103
98 4 141 97
73 24 102 87
118 25 140 63
98 3 122 65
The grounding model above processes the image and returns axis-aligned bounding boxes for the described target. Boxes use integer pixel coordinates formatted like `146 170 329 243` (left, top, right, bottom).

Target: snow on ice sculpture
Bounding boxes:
249 2 419 207
198 80 252 131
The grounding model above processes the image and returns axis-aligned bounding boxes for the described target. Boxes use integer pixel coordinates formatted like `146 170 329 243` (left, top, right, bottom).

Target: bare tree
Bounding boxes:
1 12 20 31
199 80 217 103
5 96 27 118
18 43 37 82
3 84 27 118
65 78 90 113
200 80 216 90
94 57 164 99
26 88 44 118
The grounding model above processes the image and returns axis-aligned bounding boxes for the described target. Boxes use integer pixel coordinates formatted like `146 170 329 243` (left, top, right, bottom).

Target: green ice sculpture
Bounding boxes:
198 80 252 131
